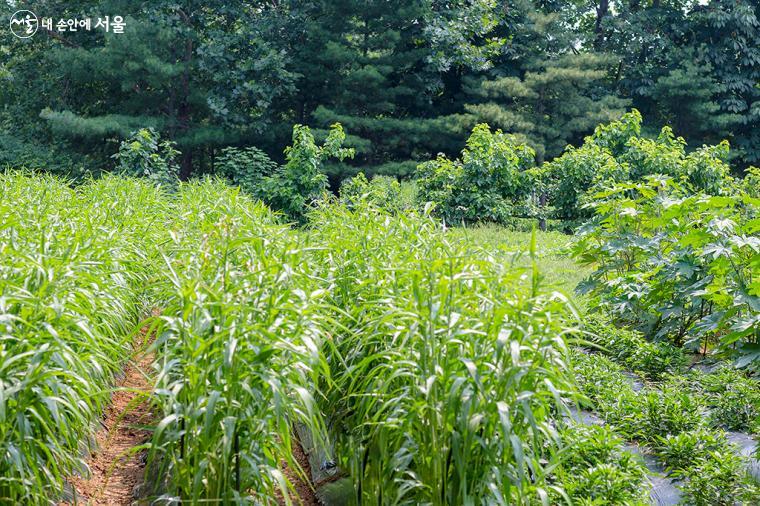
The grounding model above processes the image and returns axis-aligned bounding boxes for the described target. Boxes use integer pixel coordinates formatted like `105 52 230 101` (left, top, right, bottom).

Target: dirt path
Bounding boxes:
63 309 319 506
63 313 158 506
284 435 320 506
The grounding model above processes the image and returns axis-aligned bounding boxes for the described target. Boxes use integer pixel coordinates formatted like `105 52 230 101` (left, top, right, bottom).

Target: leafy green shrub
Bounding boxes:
263 123 354 222
573 176 760 367
741 166 760 198
542 110 735 223
416 123 535 224
113 128 179 186
675 450 757 506
560 425 628 470
654 426 758 505
571 350 635 407
586 109 643 157
215 145 277 195
543 143 624 223
655 428 731 472
695 367 760 433
611 384 704 442
339 172 414 212
565 464 648 506
582 316 685 380
0 133 83 176
622 127 687 181
651 422 760 506
570 348 755 504
553 424 648 506
678 141 733 195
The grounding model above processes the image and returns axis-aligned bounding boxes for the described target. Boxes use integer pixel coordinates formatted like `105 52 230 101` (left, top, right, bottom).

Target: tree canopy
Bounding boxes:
1 0 758 180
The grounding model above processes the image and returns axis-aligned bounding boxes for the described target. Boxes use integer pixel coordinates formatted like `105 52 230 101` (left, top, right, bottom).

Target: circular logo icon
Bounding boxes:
10 10 38 39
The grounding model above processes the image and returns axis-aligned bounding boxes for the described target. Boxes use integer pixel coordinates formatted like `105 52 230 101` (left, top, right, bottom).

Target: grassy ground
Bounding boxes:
448 223 590 298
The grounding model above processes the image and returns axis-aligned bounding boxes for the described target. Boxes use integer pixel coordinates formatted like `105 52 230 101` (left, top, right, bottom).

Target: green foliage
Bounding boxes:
338 172 414 213
679 0 760 166
570 322 759 503
612 385 704 442
216 126 355 220
416 123 535 224
655 428 729 472
0 133 84 176
147 180 324 503
113 128 179 187
544 143 626 223
582 316 686 381
690 367 760 433
2 0 758 177
423 0 506 72
215 146 277 195
323 160 422 181
648 59 738 146
465 52 630 164
542 110 640 223
571 352 701 442
652 425 759 505
262 123 354 222
573 176 760 367
296 0 472 176
571 350 635 408
674 450 758 506
543 110 735 223
741 166 760 198
597 0 759 168
304 201 579 503
588 110 643 157
5 1 297 178
447 225 590 293
553 425 648 506
0 172 165 503
563 465 647 506
4 171 758 504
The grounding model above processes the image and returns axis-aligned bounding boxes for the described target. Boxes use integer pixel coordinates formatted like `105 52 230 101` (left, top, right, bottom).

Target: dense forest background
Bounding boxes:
1 0 758 186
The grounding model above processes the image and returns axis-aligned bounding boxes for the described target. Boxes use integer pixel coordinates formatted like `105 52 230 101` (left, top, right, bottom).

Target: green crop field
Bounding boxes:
1 170 757 505
2 2 759 504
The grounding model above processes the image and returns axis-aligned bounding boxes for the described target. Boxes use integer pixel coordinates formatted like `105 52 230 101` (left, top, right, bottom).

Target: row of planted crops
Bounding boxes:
1 171 758 505
140 177 586 504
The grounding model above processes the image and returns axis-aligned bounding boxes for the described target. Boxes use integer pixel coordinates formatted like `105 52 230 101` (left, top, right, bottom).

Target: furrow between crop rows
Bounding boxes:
570 317 760 504
62 311 158 505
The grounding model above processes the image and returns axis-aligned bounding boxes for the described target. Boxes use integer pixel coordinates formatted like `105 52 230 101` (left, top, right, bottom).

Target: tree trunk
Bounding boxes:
594 0 609 49
180 150 193 181
538 192 547 231
535 151 547 231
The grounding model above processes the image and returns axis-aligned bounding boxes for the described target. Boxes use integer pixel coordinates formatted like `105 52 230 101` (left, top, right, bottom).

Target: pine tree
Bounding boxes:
648 57 737 146
284 0 509 181
9 0 294 178
462 8 629 164
286 0 452 179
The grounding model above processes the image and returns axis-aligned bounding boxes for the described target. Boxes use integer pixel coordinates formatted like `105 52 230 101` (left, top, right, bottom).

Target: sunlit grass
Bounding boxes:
448 223 591 297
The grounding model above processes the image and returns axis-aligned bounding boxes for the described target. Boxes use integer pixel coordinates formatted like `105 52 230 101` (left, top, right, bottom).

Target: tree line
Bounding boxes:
1 0 758 183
